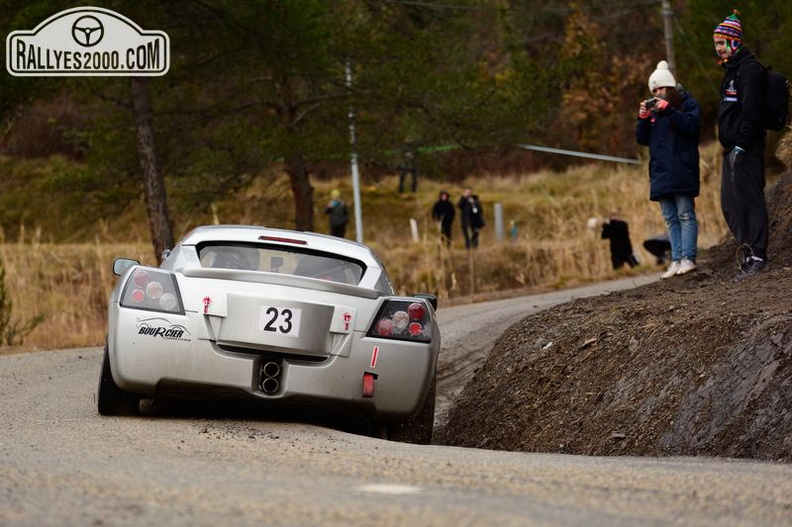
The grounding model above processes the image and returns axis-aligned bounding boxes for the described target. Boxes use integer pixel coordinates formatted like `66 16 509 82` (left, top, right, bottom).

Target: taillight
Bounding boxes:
120 268 183 314
367 300 432 343
408 302 426 321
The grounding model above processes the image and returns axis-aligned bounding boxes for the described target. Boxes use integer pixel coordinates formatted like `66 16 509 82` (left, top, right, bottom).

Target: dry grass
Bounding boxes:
0 142 733 353
0 235 152 353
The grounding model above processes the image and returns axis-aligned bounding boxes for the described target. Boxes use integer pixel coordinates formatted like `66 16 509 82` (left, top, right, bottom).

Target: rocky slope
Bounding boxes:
437 169 792 462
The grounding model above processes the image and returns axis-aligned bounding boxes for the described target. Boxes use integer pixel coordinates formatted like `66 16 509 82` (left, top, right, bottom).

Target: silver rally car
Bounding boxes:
98 225 439 443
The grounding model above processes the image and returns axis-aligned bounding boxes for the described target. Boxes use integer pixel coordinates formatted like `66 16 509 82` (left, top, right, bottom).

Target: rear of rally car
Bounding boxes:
102 228 439 424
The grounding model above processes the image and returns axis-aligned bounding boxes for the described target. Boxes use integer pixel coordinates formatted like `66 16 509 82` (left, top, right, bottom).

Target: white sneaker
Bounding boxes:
676 259 697 275
662 261 681 279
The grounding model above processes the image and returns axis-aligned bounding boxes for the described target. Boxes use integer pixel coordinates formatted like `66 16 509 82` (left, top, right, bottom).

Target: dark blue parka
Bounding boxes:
636 89 701 201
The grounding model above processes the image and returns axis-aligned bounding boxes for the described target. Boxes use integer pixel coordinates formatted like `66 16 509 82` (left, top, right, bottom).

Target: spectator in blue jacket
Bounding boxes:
636 60 701 279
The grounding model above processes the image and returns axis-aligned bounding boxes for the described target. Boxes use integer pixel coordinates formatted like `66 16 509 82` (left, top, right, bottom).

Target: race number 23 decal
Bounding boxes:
258 306 302 337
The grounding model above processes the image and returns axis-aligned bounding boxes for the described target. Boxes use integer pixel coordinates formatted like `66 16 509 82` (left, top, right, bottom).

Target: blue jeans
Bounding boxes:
659 194 698 261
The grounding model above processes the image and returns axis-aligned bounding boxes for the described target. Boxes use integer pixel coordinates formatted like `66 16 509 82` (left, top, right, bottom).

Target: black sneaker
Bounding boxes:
732 258 766 282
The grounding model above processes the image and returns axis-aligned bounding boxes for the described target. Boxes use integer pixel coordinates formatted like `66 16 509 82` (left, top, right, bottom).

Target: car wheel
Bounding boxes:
97 344 141 416
386 372 436 445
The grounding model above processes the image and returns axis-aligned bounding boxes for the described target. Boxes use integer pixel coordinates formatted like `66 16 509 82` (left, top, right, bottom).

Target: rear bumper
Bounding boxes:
109 310 438 419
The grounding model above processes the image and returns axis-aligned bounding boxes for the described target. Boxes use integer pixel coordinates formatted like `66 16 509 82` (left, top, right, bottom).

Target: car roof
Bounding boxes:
177 225 382 268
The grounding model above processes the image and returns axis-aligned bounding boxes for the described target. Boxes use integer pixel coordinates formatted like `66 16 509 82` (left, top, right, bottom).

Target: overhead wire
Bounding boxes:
378 0 661 13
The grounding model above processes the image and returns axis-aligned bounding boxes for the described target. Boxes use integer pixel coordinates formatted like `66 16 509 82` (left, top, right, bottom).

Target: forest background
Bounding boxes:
1 0 791 350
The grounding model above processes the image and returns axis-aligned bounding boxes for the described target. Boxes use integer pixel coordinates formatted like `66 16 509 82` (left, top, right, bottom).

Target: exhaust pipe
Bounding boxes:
260 361 281 395
261 376 279 395
262 361 280 378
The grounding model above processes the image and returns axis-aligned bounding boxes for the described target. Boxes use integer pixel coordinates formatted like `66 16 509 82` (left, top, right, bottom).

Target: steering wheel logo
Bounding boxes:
71 15 104 47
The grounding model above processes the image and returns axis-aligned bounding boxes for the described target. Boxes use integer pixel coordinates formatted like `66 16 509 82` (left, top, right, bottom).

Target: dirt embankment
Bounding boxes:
437 170 792 462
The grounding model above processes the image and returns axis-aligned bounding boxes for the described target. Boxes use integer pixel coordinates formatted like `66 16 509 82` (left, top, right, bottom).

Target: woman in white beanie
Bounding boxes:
636 60 701 279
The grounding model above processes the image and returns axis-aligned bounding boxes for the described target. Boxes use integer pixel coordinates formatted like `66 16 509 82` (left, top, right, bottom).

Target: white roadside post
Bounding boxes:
494 203 504 242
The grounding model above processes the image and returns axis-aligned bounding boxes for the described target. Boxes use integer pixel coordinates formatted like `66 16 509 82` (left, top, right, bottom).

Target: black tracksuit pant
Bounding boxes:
720 142 769 261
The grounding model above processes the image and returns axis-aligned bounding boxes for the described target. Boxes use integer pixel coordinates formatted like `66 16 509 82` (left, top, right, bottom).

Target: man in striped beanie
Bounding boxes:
713 10 769 280
713 10 743 62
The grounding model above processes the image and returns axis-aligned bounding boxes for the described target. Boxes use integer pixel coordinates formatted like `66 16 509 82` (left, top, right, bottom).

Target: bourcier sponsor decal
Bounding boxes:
136 318 191 341
6 6 169 76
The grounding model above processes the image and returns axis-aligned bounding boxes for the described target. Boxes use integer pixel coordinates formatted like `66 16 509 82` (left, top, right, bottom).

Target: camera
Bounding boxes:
645 98 658 110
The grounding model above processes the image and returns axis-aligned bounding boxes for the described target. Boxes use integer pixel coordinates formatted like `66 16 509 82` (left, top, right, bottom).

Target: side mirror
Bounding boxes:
413 293 438 311
113 258 140 276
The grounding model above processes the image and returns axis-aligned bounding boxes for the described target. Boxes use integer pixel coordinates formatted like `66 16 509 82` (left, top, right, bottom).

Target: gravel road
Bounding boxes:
2 275 791 526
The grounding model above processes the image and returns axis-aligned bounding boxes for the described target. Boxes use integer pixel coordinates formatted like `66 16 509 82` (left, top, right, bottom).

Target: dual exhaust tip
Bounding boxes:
260 361 281 395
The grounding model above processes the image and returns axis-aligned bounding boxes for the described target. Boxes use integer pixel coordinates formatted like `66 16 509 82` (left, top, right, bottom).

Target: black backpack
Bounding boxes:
762 66 790 131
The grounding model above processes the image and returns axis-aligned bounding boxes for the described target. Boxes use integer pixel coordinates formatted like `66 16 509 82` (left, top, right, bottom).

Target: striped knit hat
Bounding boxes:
714 10 742 41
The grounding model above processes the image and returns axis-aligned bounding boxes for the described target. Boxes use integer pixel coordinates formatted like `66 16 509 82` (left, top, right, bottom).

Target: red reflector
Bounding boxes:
408 322 423 336
363 373 375 397
131 289 145 303
258 235 307 245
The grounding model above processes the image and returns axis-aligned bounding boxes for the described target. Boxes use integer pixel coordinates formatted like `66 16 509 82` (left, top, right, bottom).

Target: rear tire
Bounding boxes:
97 344 141 416
386 373 436 445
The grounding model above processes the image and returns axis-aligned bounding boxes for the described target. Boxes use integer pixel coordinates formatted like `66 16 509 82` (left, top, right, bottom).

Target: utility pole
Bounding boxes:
345 60 364 244
662 0 676 76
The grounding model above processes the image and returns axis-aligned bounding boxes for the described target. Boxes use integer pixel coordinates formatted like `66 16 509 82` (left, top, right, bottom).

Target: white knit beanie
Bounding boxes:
648 60 676 91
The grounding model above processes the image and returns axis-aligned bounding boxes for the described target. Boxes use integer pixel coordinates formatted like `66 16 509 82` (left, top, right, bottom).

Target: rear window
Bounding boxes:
197 243 365 285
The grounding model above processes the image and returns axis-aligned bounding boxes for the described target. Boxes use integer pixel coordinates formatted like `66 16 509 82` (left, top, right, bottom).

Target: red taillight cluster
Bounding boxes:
120 268 183 314
367 300 432 343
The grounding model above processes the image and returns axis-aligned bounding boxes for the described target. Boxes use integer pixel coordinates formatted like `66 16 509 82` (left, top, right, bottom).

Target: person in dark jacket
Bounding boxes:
601 213 639 270
324 189 349 238
432 190 455 247
636 60 701 279
713 10 769 280
643 233 672 265
398 143 418 193
457 187 485 249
